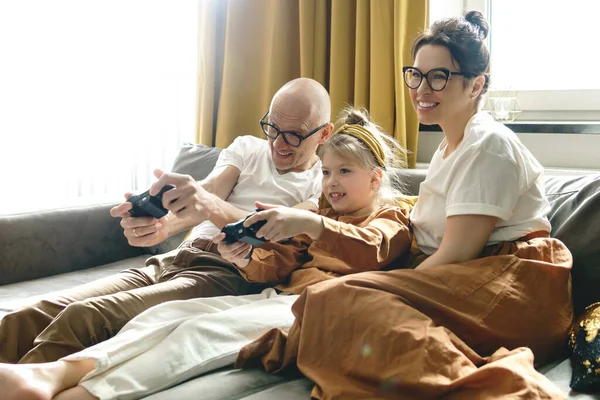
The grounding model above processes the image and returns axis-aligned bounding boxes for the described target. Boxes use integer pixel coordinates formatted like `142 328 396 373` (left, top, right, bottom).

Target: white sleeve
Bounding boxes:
307 166 324 207
445 147 520 221
214 136 249 171
307 185 322 207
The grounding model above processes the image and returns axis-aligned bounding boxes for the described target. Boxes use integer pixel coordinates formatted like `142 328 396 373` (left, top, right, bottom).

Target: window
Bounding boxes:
433 0 600 120
488 0 600 119
0 0 198 214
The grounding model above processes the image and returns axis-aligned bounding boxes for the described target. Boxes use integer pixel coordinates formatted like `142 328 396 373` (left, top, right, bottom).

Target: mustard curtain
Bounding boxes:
196 0 428 167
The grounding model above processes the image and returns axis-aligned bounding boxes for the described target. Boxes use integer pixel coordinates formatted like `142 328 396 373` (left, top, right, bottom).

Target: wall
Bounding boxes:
417 131 600 170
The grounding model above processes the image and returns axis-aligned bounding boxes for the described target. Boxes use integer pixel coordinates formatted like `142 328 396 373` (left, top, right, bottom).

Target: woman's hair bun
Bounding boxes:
464 10 489 40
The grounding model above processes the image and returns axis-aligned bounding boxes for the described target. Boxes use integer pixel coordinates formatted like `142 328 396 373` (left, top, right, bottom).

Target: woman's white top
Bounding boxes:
410 111 551 255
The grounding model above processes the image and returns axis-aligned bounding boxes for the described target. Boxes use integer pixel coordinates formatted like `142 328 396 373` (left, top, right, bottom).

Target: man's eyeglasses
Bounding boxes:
402 66 476 91
260 112 327 147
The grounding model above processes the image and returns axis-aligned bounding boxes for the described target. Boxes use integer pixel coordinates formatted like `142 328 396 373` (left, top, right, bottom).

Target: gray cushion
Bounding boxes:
545 174 600 315
393 168 428 196
0 203 145 286
145 143 223 255
170 142 223 181
141 367 304 400
537 358 600 399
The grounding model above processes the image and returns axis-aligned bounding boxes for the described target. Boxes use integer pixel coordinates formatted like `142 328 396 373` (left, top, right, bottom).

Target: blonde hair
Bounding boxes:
318 106 407 206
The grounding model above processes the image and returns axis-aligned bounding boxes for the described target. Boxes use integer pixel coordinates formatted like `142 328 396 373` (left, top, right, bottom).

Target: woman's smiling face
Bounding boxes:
408 44 477 127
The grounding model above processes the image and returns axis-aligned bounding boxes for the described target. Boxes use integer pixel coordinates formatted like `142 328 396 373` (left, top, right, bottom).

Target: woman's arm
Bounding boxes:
416 214 498 269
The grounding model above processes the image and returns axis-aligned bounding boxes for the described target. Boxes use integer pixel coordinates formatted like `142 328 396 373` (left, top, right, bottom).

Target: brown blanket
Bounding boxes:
236 234 573 399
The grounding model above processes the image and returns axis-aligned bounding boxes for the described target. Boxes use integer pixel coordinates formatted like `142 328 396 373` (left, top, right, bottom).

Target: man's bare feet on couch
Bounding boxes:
0 363 57 400
0 359 95 400
54 386 98 400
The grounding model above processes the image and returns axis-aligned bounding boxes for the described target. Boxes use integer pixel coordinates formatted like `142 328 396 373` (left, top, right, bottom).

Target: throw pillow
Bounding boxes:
569 302 600 392
545 173 600 315
170 142 223 181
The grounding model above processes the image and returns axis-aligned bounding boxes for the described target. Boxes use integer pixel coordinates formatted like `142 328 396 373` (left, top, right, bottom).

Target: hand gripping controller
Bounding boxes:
221 209 267 247
127 184 175 219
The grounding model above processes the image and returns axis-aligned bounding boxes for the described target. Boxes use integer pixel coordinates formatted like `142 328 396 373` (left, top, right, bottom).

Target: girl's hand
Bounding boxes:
213 233 251 268
244 201 324 242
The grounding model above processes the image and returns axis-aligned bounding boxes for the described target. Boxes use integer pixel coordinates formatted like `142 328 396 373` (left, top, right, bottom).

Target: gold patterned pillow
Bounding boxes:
569 302 600 392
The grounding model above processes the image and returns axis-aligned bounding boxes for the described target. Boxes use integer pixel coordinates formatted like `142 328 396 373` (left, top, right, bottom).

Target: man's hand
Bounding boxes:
109 194 169 247
149 169 211 223
244 201 324 242
213 232 251 268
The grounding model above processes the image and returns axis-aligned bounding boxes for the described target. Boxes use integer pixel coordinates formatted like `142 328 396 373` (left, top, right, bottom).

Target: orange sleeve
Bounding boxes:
235 235 312 284
311 207 411 274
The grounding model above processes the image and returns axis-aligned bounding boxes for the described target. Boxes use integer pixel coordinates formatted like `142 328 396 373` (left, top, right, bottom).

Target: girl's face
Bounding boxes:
408 44 482 127
321 151 382 217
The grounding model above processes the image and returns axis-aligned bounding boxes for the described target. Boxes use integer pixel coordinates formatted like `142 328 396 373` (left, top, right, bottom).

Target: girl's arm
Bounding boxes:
311 207 412 274
214 206 315 284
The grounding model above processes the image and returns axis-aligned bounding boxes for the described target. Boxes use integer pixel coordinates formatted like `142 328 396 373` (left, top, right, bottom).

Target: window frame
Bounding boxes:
438 0 600 121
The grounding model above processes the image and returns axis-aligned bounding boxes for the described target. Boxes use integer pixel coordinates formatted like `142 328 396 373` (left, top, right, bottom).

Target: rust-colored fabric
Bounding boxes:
235 234 573 399
236 206 412 294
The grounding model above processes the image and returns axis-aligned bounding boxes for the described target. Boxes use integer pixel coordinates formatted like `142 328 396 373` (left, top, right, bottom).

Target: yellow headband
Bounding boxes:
333 123 386 168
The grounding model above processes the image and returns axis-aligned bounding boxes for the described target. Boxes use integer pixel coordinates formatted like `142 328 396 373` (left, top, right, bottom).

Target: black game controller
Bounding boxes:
221 209 267 247
127 184 175 219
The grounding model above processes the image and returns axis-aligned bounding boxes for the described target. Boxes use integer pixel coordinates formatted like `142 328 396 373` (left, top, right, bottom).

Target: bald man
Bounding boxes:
0 78 334 364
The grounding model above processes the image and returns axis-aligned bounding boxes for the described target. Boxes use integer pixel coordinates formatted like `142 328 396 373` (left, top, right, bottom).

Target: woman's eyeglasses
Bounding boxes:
402 66 476 91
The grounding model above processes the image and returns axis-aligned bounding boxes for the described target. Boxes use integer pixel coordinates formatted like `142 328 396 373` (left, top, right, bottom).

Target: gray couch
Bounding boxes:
1 143 600 399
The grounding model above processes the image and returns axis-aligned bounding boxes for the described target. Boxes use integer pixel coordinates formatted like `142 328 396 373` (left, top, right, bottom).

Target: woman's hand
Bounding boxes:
213 232 252 268
244 201 324 242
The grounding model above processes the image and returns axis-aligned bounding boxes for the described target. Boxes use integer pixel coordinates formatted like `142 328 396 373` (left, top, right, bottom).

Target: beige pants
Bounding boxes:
62 289 297 400
0 239 265 363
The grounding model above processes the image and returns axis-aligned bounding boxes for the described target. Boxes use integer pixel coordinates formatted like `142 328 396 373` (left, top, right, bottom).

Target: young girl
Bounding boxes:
214 108 412 295
235 11 574 400
0 108 412 400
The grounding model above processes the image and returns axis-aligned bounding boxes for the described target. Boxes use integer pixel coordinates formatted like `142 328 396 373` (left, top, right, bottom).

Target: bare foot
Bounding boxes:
0 363 56 400
0 359 94 400
54 385 99 400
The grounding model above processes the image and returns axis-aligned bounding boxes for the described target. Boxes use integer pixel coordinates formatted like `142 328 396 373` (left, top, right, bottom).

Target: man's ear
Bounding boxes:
471 75 486 99
318 122 335 144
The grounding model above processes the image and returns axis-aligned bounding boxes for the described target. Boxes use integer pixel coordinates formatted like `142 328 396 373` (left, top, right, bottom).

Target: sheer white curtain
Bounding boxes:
0 0 198 214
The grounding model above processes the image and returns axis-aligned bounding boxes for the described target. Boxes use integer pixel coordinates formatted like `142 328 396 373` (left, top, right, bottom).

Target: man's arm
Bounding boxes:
157 165 248 233
115 163 319 247
112 165 245 247
193 165 253 229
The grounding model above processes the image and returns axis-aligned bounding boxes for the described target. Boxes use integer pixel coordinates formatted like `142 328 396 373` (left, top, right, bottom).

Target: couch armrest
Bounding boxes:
0 203 146 285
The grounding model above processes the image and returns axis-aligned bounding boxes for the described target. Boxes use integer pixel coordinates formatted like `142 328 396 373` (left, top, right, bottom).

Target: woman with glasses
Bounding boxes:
235 11 573 399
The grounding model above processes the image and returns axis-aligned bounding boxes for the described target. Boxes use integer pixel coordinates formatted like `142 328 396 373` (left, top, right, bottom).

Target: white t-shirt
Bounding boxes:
410 111 551 255
189 135 323 240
